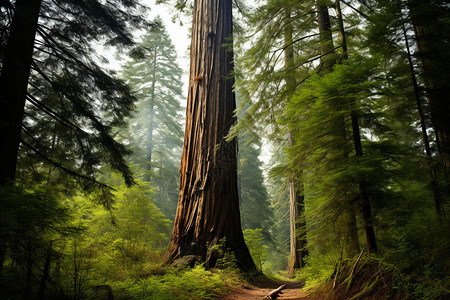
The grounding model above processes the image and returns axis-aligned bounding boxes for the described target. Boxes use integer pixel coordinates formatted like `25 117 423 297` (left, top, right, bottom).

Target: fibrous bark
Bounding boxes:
166 0 256 272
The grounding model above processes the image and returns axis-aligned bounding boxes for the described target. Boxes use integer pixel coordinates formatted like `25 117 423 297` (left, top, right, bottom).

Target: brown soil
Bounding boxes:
220 279 309 300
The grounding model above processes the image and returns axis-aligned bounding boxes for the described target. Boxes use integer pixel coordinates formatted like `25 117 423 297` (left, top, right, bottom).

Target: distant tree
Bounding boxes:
238 132 274 242
231 0 317 274
284 6 308 273
121 18 184 219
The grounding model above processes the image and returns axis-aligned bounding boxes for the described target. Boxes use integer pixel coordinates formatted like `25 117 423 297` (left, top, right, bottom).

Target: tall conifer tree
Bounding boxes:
121 19 184 219
166 0 256 271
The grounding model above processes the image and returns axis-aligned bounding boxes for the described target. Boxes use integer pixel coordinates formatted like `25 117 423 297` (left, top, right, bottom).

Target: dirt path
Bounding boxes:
221 280 309 300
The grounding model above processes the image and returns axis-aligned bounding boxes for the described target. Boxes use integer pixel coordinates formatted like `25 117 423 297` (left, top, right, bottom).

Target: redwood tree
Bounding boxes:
166 0 256 272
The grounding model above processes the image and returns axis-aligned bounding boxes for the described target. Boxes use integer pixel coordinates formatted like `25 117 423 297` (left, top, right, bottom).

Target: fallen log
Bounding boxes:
264 284 287 299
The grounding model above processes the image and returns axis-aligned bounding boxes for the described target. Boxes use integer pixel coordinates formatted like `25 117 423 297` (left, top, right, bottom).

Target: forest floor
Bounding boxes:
220 278 311 299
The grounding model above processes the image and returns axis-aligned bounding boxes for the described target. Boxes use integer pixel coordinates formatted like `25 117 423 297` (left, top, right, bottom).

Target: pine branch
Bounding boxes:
25 92 88 135
20 138 114 191
340 0 369 19
270 32 321 55
294 45 341 70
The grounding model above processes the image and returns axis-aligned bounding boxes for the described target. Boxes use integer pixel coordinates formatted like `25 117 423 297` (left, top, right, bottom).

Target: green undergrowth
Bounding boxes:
107 264 243 300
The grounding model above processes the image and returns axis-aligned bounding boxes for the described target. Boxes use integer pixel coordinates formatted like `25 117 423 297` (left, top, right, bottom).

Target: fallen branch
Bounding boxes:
264 284 287 299
350 250 364 278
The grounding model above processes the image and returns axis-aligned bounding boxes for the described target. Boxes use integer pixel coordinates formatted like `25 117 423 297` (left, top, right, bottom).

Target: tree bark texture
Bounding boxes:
336 0 348 60
0 0 42 186
287 166 308 271
316 1 335 74
342 209 360 258
166 0 256 272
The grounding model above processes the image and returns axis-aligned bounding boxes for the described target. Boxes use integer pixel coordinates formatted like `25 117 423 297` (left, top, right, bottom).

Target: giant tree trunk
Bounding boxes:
0 0 42 186
165 0 256 272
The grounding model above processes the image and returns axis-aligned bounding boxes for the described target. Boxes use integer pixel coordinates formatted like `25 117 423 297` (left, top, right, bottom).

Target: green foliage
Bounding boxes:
233 0 317 141
0 186 75 299
207 238 239 271
265 173 290 271
238 132 274 243
110 265 237 300
231 0 449 296
0 173 174 299
243 228 269 271
67 174 171 277
1 0 154 192
283 57 379 260
2 0 450 298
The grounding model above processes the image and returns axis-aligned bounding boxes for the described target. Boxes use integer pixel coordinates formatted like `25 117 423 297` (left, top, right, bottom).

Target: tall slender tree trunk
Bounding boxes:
350 113 377 253
336 0 377 253
0 0 42 186
287 154 308 272
316 1 335 74
316 0 360 257
165 0 256 272
284 9 307 275
147 46 157 171
287 143 307 273
401 20 444 218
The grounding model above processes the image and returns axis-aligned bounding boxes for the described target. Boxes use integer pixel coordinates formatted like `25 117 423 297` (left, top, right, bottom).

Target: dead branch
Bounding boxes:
264 284 287 299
